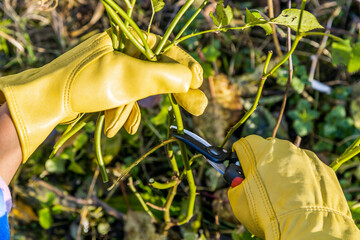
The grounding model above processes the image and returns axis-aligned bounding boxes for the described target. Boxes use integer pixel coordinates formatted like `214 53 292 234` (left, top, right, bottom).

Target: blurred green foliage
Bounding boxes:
1 0 360 239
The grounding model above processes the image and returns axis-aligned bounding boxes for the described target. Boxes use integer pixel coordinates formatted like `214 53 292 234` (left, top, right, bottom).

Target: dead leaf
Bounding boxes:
11 199 39 222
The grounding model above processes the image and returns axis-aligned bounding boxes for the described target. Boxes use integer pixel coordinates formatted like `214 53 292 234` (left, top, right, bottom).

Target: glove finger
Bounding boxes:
173 89 208 116
228 182 265 238
104 102 135 138
123 31 160 58
124 102 141 135
232 135 268 177
161 46 203 89
120 29 202 90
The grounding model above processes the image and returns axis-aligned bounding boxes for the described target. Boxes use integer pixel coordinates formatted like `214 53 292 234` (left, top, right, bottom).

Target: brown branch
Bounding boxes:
272 0 293 138
32 178 124 219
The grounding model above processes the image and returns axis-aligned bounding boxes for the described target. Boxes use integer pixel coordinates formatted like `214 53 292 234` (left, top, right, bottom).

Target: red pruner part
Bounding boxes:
231 177 244 188
224 163 245 187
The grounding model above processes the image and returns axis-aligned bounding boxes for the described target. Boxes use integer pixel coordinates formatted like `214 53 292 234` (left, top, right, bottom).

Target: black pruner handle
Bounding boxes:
224 163 245 188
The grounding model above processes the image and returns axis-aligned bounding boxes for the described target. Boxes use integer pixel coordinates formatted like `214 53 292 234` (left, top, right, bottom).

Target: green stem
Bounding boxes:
154 0 195 55
302 32 343 42
167 107 179 174
49 113 95 159
108 138 177 190
330 146 360 171
163 183 179 229
120 0 136 51
149 178 179 189
123 0 132 9
105 0 155 59
162 25 249 53
168 94 184 133
95 113 109 183
102 1 144 53
220 50 274 148
128 177 157 222
63 113 85 135
343 136 360 155
173 0 208 42
296 0 307 34
102 0 156 60
263 50 273 75
167 94 196 224
264 36 302 77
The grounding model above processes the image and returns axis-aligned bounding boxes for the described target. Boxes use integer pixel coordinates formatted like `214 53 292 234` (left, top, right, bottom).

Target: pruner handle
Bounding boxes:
224 163 244 188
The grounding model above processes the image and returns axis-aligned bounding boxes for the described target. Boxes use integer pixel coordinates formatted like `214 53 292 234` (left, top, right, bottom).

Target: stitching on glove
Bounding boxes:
242 138 281 239
52 33 110 69
278 206 355 223
6 85 29 158
64 45 113 115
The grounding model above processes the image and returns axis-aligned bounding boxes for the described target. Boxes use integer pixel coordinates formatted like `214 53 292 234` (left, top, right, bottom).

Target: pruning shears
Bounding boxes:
170 126 244 188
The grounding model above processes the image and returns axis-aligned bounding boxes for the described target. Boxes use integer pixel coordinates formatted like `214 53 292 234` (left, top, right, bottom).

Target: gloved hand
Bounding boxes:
0 30 207 163
104 30 207 137
228 135 360 239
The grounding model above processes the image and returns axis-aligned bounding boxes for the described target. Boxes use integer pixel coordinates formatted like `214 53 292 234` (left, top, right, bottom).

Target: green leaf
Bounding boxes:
45 157 66 174
151 104 169 126
291 76 305 93
202 45 221 62
97 222 111 235
272 9 323 33
351 87 360 130
209 0 233 28
332 39 352 67
68 161 85 174
38 208 53 229
150 0 164 13
294 119 312 136
51 205 63 215
73 132 88 150
245 9 272 35
348 42 360 73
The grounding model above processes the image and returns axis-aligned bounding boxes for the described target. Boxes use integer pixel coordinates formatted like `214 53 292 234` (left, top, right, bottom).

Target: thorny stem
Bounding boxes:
95 113 109 183
155 0 195 55
128 177 157 222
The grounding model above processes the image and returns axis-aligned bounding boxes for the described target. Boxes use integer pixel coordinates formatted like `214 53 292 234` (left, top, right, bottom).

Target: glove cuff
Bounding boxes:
0 31 113 163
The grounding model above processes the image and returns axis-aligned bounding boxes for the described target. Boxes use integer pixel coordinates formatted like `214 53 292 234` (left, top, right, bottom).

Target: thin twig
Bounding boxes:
267 0 283 57
128 177 157 223
76 167 100 240
272 0 293 138
308 7 341 83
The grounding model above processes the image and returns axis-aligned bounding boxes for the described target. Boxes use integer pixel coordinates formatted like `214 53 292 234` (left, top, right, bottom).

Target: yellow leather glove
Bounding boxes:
0 30 207 163
104 30 207 137
228 135 360 240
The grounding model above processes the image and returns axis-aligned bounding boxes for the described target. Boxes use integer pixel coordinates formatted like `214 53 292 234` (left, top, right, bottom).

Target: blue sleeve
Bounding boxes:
0 188 10 240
